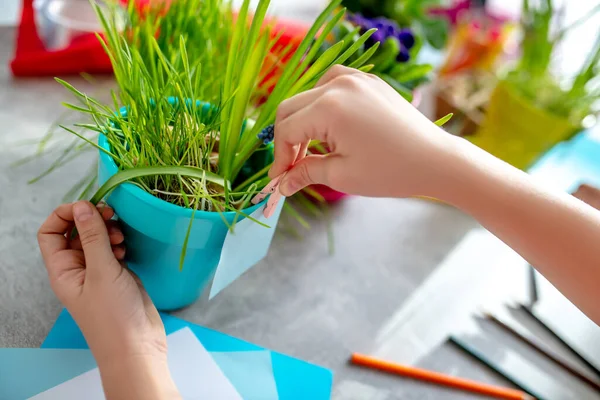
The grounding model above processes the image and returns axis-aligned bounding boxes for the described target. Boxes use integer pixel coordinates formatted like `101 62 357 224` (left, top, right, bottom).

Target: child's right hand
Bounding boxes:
270 65 452 199
272 65 600 326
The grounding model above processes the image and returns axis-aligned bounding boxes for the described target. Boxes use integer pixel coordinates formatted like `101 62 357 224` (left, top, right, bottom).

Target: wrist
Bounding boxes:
80 318 168 369
416 130 475 203
426 133 525 212
422 132 490 207
99 354 180 400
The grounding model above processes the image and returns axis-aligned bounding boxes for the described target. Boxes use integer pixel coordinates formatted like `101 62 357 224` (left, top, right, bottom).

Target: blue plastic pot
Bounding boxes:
97 133 269 311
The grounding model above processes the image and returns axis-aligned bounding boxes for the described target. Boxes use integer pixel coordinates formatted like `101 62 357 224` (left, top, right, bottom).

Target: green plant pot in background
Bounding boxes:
470 82 579 171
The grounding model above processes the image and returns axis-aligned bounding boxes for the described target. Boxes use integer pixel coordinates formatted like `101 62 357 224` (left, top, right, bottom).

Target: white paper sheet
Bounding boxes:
31 327 242 400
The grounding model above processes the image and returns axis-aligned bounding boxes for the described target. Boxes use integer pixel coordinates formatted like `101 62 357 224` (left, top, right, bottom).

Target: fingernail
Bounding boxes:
73 202 93 222
280 178 300 196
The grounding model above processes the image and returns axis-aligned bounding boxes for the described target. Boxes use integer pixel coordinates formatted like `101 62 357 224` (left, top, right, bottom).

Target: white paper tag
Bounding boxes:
209 200 285 299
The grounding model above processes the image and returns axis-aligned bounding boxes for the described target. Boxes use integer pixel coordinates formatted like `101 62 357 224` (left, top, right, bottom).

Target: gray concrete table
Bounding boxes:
0 25 525 399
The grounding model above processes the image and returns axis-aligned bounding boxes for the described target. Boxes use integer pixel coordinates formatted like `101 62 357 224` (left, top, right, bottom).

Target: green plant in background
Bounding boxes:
341 0 448 49
506 0 600 126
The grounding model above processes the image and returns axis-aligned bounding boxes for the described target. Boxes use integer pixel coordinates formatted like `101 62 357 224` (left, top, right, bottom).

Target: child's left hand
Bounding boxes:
38 201 180 399
37 202 167 368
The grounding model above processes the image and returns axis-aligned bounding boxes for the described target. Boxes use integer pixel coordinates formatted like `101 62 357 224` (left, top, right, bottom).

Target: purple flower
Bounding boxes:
349 13 372 33
396 29 415 50
386 24 397 37
396 47 410 62
347 12 415 62
371 29 386 44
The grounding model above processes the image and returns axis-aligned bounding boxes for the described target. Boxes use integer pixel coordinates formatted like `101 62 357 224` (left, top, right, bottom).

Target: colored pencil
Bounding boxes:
350 353 533 400
518 304 600 379
448 336 543 399
485 313 600 392
528 265 539 306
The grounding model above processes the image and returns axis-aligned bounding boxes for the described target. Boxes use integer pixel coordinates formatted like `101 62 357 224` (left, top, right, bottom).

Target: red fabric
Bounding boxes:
10 0 114 76
10 0 309 77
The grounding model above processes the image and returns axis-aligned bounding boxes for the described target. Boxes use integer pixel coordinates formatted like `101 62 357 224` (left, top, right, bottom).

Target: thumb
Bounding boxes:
72 201 119 273
280 155 332 197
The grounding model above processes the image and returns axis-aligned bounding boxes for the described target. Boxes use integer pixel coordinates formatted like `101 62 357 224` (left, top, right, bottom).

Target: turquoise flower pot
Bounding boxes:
97 133 270 311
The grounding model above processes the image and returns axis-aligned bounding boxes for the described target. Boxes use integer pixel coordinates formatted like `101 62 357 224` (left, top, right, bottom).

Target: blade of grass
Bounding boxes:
90 166 228 205
434 113 453 126
283 202 310 230
348 41 380 69
179 183 202 271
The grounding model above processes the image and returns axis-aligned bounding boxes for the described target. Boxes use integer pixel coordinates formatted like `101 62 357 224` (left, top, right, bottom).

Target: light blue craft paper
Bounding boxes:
0 348 96 400
210 199 285 299
211 351 279 400
2 347 278 400
43 309 334 399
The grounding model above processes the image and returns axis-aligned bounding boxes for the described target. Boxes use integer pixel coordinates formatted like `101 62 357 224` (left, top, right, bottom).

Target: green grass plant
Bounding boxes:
506 0 600 125
52 0 378 214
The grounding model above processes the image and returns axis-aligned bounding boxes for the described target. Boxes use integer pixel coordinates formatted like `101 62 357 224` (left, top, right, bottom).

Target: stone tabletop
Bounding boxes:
0 25 537 399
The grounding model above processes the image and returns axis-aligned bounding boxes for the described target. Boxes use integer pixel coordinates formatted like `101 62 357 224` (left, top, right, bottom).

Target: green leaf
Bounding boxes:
220 0 251 170
179 183 202 271
226 32 271 179
288 41 346 95
294 192 323 218
389 63 433 83
331 28 377 66
89 166 228 205
434 113 453 127
286 7 347 83
302 186 326 203
252 0 343 129
58 125 117 160
348 41 380 69
370 37 401 73
283 202 310 230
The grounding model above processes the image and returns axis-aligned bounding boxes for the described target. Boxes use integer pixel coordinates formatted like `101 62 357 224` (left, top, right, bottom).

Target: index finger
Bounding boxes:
271 102 329 179
37 203 75 262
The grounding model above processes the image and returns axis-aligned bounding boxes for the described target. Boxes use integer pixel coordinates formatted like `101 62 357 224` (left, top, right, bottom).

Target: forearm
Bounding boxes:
99 355 181 400
432 134 600 324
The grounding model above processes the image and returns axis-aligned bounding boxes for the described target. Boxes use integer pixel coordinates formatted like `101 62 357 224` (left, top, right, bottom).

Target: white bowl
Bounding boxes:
33 0 123 50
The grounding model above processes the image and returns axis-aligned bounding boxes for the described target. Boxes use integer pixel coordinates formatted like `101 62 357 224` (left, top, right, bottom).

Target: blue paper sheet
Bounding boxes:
1 339 279 399
0 348 96 400
42 309 333 400
210 200 285 299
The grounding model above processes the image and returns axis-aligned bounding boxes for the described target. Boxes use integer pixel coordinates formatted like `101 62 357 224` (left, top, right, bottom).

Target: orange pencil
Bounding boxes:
350 353 534 400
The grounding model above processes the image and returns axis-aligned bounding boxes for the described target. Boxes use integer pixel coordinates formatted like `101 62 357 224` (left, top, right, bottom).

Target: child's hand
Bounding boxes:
270 65 450 198
37 202 166 368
